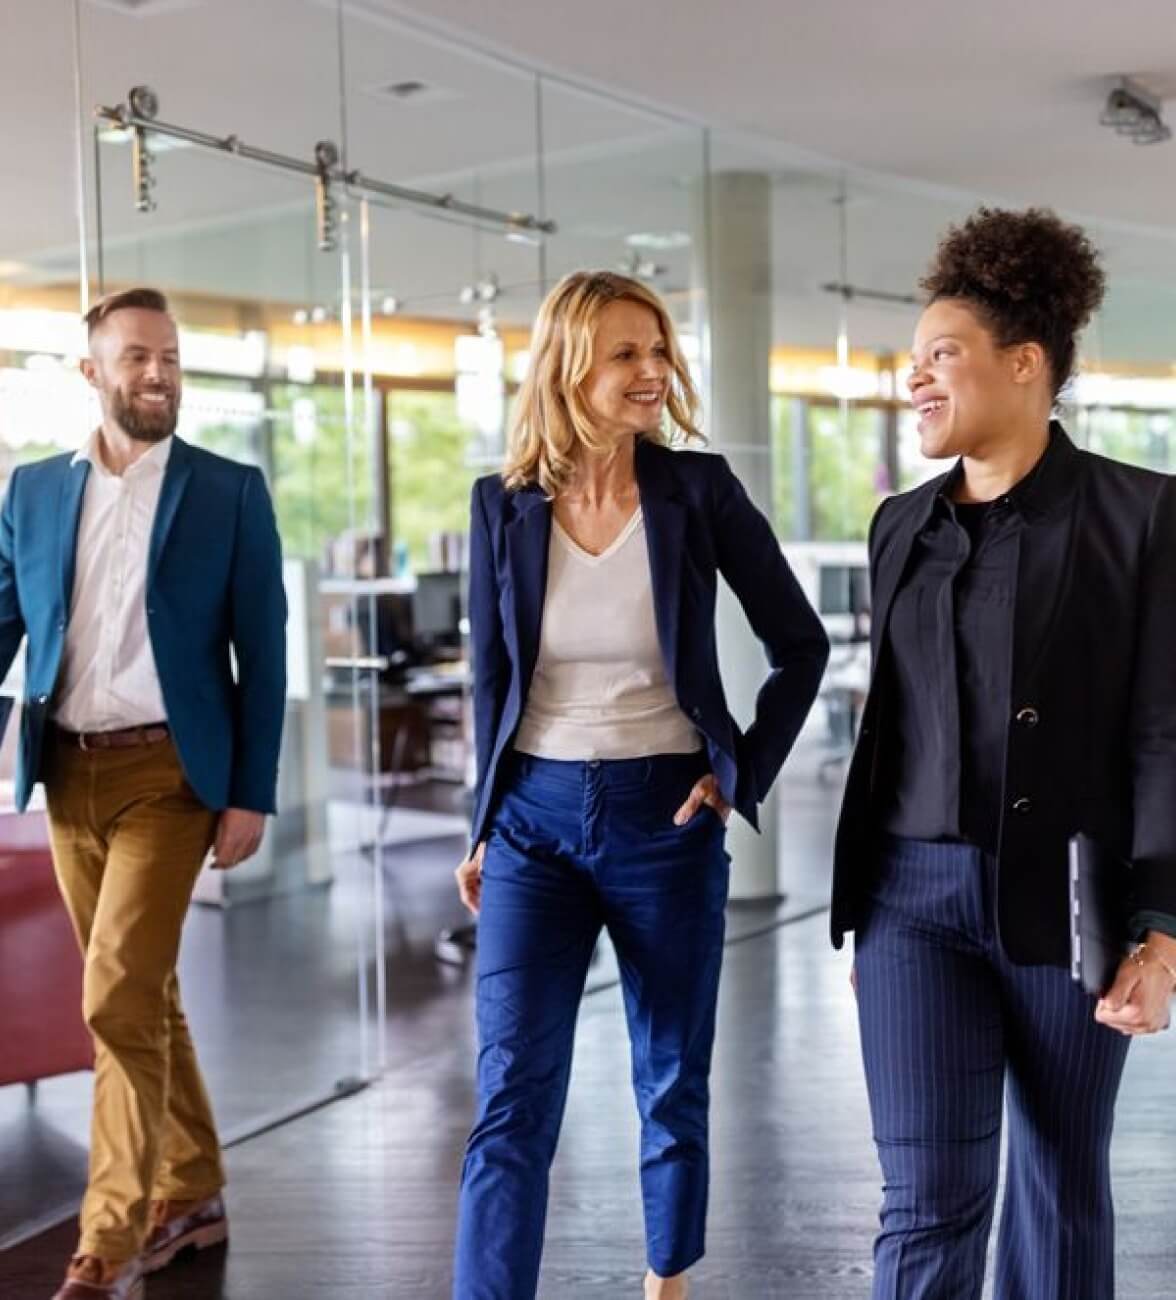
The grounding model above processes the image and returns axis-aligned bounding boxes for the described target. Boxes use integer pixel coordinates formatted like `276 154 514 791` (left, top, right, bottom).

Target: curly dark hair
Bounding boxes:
920 207 1105 397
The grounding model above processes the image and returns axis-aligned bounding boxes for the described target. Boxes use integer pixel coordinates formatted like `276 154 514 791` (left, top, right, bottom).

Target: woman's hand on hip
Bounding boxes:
673 773 731 827
1095 932 1176 1035
455 840 487 915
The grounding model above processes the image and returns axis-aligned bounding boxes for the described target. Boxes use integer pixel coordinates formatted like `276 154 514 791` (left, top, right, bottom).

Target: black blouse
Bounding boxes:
879 485 1021 852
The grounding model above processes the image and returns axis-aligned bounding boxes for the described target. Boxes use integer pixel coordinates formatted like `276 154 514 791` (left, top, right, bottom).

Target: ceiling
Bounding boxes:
4 0 1176 360
364 0 1176 232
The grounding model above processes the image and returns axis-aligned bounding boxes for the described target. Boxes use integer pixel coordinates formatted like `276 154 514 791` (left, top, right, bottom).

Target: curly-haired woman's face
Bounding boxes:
581 301 670 443
908 298 1024 460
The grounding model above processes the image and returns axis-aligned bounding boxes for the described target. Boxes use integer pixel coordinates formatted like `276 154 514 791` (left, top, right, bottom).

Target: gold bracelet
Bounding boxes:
1131 941 1176 988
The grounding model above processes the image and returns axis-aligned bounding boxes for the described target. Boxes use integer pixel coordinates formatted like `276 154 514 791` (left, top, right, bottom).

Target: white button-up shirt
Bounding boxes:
52 431 171 732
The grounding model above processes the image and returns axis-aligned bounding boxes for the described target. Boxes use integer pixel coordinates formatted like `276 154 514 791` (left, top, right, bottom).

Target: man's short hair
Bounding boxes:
83 287 171 338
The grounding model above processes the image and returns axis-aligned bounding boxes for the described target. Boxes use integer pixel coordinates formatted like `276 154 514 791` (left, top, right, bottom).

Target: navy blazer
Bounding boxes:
0 437 287 814
467 438 830 847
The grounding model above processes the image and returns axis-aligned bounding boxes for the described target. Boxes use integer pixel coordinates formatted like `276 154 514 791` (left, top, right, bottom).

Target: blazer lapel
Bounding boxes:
148 437 193 584
59 459 90 611
867 493 935 671
1008 427 1084 685
504 486 551 692
636 441 686 688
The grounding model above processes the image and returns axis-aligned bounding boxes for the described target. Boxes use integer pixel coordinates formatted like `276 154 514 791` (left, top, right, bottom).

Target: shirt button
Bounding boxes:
1012 797 1032 815
1015 706 1039 727
37 694 48 705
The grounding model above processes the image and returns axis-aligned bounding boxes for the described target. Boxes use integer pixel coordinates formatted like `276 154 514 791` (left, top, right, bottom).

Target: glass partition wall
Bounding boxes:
7 0 1176 1257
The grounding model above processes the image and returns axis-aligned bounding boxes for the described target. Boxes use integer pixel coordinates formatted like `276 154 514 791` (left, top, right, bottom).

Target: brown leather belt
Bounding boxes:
54 723 170 751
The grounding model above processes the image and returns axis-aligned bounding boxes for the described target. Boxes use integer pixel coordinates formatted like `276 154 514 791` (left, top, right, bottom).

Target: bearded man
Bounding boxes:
0 287 286 1299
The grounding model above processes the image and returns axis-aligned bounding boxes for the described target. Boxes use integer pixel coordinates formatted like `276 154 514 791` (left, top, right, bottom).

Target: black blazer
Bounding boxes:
832 424 1176 965
467 438 830 847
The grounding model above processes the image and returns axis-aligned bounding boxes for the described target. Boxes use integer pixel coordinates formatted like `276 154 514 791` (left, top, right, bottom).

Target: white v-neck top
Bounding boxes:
513 507 702 761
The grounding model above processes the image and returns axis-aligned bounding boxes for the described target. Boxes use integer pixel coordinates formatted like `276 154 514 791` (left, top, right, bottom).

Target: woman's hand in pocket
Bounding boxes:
455 841 487 914
673 773 731 827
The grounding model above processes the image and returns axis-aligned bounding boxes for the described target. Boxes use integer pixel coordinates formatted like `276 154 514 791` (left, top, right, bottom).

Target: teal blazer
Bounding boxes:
0 437 287 813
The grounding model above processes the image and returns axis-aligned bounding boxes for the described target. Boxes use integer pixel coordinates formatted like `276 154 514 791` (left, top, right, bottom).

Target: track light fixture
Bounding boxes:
459 275 500 307
617 250 665 282
476 305 498 339
1100 77 1171 145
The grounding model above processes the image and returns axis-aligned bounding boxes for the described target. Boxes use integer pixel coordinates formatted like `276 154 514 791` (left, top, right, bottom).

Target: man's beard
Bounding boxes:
110 385 179 443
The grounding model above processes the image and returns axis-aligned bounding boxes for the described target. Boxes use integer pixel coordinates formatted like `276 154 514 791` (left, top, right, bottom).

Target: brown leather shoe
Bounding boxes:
51 1254 144 1299
141 1193 228 1274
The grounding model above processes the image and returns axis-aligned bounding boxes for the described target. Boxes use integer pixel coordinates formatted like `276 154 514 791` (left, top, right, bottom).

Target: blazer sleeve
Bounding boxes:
1128 475 1176 916
227 467 288 813
710 455 830 804
0 469 27 685
468 478 510 840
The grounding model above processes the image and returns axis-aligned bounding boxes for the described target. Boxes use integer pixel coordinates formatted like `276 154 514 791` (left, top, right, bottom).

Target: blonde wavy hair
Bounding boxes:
502 270 704 496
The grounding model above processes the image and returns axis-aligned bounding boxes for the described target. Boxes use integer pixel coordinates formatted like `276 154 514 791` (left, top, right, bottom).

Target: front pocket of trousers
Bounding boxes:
491 780 575 856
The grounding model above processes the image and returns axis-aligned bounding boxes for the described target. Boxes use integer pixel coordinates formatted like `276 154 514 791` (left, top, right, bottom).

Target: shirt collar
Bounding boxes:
72 429 174 478
934 421 1078 523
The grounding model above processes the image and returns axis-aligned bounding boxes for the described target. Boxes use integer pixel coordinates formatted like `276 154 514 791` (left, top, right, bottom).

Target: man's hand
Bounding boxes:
211 808 266 870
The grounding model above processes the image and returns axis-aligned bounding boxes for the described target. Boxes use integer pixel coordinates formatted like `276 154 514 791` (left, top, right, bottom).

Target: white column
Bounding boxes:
696 170 780 900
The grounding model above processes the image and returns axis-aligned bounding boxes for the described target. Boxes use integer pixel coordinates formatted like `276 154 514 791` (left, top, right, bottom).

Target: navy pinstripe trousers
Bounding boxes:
854 836 1131 1300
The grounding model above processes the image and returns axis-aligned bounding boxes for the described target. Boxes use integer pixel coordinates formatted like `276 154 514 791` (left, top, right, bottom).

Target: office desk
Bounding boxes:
325 663 469 781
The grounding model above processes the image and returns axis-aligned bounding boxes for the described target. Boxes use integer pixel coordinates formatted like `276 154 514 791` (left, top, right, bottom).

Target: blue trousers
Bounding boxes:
453 751 730 1300
855 836 1131 1300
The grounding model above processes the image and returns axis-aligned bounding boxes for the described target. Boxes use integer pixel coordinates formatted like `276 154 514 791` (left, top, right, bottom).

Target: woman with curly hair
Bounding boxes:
452 270 828 1299
831 207 1176 1298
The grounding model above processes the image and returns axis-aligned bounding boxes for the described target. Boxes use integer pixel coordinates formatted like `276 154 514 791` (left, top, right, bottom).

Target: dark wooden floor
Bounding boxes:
4 739 1176 1297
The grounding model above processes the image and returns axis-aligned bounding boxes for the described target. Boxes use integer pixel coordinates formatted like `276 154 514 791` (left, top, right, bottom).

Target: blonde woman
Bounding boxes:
452 271 828 1300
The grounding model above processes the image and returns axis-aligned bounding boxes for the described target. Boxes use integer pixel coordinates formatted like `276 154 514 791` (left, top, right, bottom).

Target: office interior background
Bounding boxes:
3 1 1176 1295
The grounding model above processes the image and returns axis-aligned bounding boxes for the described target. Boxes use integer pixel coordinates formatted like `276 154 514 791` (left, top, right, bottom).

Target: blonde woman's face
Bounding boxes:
579 300 670 441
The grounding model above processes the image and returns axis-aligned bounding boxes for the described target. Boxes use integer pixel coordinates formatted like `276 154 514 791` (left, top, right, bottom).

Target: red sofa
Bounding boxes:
0 812 93 1087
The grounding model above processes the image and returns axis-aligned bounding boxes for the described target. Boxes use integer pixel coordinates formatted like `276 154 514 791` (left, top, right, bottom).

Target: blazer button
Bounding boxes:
37 694 48 705
689 706 702 721
1015 706 1039 727
1012 796 1032 815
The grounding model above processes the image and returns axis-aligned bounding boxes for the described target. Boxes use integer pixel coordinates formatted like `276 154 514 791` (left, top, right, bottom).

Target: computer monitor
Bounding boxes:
320 587 415 685
412 571 464 647
818 564 870 618
367 591 415 660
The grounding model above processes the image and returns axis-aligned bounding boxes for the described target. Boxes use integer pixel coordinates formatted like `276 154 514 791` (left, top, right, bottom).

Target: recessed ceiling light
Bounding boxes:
626 231 691 252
